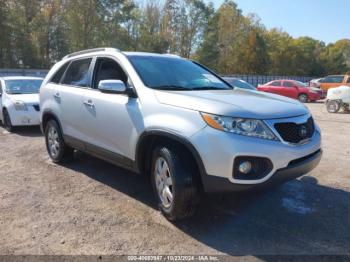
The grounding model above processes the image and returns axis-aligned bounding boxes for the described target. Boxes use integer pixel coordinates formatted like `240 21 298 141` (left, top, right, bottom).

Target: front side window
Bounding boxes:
127 55 231 91
5 79 43 94
283 81 294 87
62 58 92 87
93 58 128 89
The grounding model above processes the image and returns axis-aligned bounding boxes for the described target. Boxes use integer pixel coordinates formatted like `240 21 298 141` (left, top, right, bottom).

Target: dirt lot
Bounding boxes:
0 102 349 258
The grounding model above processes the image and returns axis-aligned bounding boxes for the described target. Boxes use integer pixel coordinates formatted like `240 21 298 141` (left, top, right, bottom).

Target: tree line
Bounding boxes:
0 0 349 76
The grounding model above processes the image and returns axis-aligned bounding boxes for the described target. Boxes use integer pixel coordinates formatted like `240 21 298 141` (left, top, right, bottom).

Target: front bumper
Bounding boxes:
190 115 322 193
7 106 40 126
201 149 322 193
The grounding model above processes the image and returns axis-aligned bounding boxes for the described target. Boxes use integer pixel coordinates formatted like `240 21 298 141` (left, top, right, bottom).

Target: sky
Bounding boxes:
205 0 350 44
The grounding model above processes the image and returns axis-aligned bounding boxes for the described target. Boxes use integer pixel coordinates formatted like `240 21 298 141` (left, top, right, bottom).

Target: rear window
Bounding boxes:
270 81 282 86
62 58 92 87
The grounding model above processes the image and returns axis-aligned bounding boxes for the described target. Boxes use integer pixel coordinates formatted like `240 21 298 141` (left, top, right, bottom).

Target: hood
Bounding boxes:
8 93 39 105
155 89 309 119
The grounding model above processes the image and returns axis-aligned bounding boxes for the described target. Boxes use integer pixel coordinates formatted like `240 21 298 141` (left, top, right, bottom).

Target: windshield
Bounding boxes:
127 55 232 91
225 78 256 90
295 81 309 87
5 79 42 94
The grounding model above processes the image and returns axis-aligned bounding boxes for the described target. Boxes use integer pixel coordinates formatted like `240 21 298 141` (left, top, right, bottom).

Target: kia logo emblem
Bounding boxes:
300 125 308 137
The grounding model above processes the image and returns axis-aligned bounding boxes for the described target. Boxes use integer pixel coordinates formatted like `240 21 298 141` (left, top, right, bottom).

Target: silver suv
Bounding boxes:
40 48 322 220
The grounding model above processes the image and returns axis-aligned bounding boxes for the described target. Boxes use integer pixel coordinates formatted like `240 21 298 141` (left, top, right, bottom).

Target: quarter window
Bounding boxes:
50 62 70 84
62 58 92 87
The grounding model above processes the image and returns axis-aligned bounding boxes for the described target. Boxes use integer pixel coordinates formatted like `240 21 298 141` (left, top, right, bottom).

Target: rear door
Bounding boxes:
58 57 94 142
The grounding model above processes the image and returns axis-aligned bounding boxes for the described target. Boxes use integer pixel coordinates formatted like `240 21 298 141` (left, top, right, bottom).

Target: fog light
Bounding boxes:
238 161 252 174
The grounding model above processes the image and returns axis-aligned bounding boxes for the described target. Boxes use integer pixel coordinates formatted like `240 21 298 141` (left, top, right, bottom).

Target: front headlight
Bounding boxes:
201 112 278 141
13 101 28 111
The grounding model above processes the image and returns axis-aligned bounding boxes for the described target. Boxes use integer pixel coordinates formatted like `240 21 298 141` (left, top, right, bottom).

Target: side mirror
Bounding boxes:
98 80 126 94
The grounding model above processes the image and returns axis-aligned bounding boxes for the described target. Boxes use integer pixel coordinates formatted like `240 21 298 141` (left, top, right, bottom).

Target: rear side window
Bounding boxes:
62 58 92 87
50 62 69 84
324 76 344 83
270 81 282 86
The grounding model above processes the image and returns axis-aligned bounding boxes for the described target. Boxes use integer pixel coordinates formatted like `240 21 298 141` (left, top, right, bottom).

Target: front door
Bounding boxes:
81 57 140 162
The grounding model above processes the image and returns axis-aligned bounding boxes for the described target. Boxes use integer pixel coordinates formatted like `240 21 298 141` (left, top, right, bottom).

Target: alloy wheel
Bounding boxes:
47 126 60 158
154 157 173 208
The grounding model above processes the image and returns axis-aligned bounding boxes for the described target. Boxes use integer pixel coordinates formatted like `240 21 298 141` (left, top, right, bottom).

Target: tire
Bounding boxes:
151 145 200 221
45 120 74 163
327 100 341 113
298 93 309 103
3 109 14 132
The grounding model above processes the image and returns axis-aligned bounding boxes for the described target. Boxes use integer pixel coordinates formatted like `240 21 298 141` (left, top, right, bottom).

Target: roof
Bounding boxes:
123 52 182 58
60 48 183 61
0 76 44 81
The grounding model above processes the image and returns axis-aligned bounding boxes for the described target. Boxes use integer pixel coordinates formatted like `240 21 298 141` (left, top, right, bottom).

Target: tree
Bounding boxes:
0 1 15 67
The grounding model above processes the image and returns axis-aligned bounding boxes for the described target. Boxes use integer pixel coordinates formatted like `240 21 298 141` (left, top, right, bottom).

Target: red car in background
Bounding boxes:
257 80 325 103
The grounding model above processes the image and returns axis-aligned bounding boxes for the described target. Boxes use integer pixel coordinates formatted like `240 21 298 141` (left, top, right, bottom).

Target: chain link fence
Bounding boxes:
223 74 315 87
0 69 48 78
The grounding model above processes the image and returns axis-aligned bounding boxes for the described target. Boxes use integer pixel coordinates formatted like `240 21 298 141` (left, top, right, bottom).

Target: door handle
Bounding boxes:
83 100 94 107
54 93 60 98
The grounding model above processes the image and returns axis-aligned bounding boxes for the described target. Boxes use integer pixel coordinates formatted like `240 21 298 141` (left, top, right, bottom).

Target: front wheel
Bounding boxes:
3 109 13 132
298 94 309 103
151 145 200 221
327 100 341 113
45 120 74 163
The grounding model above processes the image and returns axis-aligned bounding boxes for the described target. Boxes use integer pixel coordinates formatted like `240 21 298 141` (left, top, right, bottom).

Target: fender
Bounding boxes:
135 129 207 184
40 109 64 135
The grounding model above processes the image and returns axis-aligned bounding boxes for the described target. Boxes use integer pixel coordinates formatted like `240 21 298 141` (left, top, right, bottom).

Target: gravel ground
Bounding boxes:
0 102 349 258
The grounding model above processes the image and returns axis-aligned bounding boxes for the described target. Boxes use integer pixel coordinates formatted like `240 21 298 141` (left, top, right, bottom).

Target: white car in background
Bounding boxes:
0 76 43 132
310 78 324 88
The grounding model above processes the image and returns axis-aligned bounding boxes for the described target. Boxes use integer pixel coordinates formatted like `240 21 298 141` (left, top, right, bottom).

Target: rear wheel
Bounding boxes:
298 93 309 103
3 109 13 132
45 120 74 163
327 100 341 113
151 145 200 221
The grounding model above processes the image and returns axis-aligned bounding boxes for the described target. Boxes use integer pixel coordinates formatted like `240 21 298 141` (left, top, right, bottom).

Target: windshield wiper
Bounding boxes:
151 85 189 91
192 86 231 90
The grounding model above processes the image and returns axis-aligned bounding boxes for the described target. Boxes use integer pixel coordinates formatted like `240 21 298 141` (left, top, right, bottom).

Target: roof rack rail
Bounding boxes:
63 47 120 59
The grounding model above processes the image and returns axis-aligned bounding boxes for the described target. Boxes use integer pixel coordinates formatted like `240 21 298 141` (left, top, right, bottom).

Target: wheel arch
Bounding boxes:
135 130 206 189
41 110 63 134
